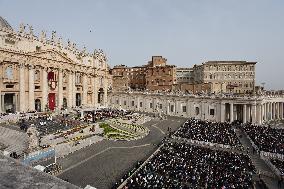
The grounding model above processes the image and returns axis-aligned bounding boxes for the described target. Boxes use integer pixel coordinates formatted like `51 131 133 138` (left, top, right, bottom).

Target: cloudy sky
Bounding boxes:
1 0 283 89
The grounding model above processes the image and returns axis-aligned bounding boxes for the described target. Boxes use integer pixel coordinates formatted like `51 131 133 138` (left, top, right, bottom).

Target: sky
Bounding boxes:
0 0 283 90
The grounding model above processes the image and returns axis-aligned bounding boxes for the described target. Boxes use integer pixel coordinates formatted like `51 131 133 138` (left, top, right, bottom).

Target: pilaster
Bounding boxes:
28 65 35 111
42 67 48 111
19 63 26 112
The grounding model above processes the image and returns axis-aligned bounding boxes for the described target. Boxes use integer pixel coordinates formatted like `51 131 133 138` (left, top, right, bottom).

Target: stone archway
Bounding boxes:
35 99 41 112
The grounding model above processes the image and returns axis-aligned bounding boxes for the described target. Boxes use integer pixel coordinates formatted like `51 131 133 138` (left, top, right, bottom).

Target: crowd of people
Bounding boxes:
112 161 143 189
271 159 284 175
44 163 62 175
123 142 255 189
174 119 242 148
242 124 284 155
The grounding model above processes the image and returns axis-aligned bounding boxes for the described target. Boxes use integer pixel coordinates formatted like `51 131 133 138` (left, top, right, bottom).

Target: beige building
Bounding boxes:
192 61 256 94
176 68 193 84
0 17 110 113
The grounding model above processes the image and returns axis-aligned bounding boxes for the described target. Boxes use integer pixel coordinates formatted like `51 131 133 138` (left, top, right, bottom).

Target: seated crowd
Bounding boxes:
80 108 132 123
243 124 284 155
270 159 284 175
123 142 255 189
174 119 242 148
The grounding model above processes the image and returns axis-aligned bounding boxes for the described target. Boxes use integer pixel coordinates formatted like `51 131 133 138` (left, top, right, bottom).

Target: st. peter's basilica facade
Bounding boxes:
0 16 111 113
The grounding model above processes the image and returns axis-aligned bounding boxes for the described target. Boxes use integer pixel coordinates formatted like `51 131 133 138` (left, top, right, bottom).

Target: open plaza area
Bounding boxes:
1 108 284 188
1 1 284 189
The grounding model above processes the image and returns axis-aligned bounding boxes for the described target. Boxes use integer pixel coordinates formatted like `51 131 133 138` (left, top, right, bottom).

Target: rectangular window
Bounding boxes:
159 104 162 109
124 101 126 105
210 109 215 116
6 85 14 88
140 102 143 107
150 103 153 108
132 101 134 106
35 86 40 90
63 87 66 90
171 105 174 112
116 100 119 104
182 106 187 113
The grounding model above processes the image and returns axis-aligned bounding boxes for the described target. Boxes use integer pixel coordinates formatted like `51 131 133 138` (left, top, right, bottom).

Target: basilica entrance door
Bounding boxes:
4 93 15 113
48 93 55 111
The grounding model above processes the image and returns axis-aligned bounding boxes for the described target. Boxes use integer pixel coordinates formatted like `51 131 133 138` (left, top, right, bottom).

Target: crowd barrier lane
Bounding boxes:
260 151 284 161
117 144 164 189
260 155 282 178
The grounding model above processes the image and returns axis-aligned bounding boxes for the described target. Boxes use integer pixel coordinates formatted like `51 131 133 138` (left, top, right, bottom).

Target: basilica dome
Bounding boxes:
0 16 13 30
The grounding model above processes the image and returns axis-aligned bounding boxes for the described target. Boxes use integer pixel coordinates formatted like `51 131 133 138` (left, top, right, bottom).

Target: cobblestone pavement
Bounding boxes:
56 116 187 189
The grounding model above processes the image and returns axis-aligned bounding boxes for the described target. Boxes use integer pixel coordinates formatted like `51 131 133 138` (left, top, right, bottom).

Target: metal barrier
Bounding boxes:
22 148 55 166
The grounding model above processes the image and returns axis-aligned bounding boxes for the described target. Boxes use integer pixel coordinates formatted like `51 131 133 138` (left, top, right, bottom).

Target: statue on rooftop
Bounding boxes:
67 39 71 49
72 42 76 50
40 30 46 42
57 36 63 47
28 24 34 36
82 46 86 54
19 23 25 34
51 30 56 42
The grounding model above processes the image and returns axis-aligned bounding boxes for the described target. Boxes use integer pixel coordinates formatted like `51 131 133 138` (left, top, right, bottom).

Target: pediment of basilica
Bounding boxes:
28 49 74 64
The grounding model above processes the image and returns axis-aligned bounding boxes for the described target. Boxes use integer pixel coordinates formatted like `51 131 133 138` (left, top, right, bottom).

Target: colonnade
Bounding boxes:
109 92 284 125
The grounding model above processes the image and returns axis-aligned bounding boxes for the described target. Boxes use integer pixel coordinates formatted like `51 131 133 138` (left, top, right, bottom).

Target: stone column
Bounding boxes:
67 71 73 109
256 104 262 125
279 102 282 119
246 104 251 123
220 102 225 122
82 74 87 107
42 67 48 111
58 69 63 110
267 102 272 120
93 77 98 108
1 94 4 112
19 63 26 112
230 103 234 123
277 102 280 119
14 94 18 112
0 89 1 113
187 100 191 117
272 102 275 120
137 96 140 111
251 103 256 124
103 77 108 107
166 100 170 114
275 102 278 119
91 75 95 108
243 104 247 123
175 100 179 115
263 103 266 121
73 72 76 107
28 65 35 111
119 97 122 109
